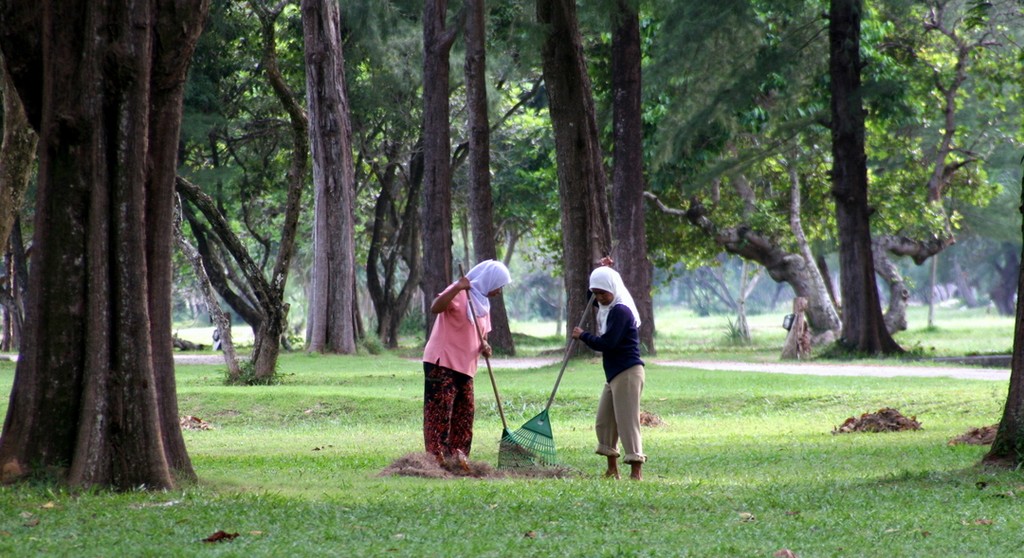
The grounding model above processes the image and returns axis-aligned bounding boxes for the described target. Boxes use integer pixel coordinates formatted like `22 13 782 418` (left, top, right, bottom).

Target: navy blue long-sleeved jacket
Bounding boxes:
579 303 644 383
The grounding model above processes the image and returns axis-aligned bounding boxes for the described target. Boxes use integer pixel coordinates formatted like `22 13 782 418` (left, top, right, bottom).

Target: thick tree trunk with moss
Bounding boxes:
0 0 208 488
537 0 613 344
302 0 358 355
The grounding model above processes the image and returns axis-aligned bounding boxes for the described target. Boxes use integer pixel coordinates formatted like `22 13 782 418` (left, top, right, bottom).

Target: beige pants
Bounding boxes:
595 364 646 463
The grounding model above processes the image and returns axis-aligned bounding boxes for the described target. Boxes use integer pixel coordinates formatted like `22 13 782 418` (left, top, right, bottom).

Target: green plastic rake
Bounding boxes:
498 293 595 470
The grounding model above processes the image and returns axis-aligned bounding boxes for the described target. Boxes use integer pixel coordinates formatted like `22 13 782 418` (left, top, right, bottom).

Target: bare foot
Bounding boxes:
629 462 642 481
604 455 620 479
451 450 470 473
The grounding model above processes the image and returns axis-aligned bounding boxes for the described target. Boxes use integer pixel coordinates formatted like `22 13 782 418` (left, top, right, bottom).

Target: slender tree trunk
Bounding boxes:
537 0 613 344
0 0 209 489
928 254 938 328
421 0 457 336
610 0 654 354
787 158 842 340
251 1 309 381
828 0 901 354
366 148 423 348
302 0 357 354
465 0 515 355
174 199 242 378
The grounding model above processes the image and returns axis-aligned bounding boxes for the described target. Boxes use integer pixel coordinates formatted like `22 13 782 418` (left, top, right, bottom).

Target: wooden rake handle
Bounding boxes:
459 263 509 431
545 292 596 410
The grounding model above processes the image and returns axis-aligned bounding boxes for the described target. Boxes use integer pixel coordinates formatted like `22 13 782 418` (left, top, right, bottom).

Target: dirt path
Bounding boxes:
7 353 1006 381
652 360 1008 381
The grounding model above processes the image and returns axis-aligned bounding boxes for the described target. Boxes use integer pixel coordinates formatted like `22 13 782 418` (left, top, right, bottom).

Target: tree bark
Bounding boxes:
302 0 358 354
146 0 209 478
420 0 457 336
537 0 613 344
829 0 902 354
786 157 841 341
610 0 654 354
0 0 209 489
983 184 1024 467
465 0 515 355
0 52 37 256
249 1 309 381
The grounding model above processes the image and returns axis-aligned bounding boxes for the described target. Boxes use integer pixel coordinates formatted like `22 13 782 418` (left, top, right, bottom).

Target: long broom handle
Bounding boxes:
545 292 596 410
459 264 509 431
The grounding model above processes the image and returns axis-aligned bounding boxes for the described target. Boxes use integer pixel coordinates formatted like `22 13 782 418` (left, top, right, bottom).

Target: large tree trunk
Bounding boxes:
0 0 208 489
146 0 208 478
420 0 457 336
983 185 1024 467
538 0 613 343
464 0 515 355
829 0 901 355
610 0 654 354
302 0 358 354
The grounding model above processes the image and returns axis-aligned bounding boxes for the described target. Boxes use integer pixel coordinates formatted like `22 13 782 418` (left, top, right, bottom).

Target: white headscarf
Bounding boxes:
589 266 641 335
465 260 512 322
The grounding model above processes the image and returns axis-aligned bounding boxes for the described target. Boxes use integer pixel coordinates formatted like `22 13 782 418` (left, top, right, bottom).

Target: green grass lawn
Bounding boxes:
0 332 1021 557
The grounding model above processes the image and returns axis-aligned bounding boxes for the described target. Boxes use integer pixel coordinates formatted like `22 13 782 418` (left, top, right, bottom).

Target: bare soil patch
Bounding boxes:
379 452 578 479
832 407 921 434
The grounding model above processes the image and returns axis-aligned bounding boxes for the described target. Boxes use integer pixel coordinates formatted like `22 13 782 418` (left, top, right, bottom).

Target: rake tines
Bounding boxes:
497 409 558 469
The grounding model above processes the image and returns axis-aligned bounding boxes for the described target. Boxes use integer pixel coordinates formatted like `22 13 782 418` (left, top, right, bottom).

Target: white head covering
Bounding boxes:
589 266 641 335
465 260 512 322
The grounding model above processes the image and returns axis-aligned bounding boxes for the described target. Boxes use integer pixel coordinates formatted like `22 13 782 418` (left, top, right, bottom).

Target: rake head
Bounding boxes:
497 409 558 469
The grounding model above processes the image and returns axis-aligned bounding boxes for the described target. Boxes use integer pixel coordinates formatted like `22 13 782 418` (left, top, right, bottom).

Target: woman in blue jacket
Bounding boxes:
572 263 647 480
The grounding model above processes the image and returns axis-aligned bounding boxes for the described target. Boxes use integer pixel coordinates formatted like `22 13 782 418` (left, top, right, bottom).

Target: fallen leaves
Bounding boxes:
179 415 213 431
832 408 921 434
948 424 997 446
639 410 665 427
201 530 239 543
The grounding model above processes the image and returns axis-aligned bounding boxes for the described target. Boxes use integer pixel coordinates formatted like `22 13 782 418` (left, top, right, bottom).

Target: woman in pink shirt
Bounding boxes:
422 260 511 467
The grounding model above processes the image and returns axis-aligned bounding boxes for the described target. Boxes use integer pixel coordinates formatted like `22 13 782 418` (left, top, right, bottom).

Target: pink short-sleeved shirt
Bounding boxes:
422 290 490 378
